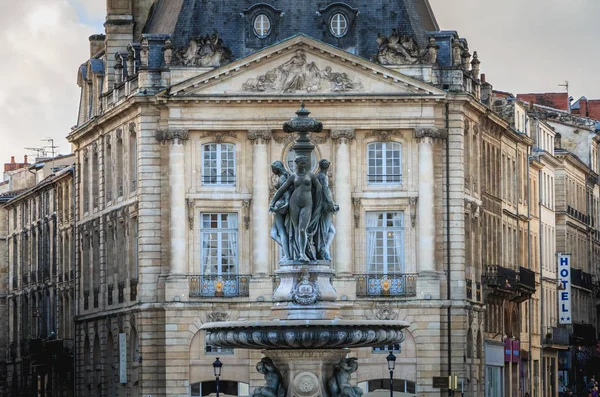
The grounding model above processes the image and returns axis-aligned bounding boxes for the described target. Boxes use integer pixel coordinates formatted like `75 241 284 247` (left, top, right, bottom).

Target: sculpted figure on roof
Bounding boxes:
170 33 232 68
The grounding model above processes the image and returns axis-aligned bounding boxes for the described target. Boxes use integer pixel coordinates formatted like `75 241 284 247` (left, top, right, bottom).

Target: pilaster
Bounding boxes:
156 129 189 300
414 127 447 299
248 129 273 277
331 129 355 276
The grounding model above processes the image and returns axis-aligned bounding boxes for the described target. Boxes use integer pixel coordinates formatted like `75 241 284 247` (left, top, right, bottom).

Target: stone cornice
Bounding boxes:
155 129 189 144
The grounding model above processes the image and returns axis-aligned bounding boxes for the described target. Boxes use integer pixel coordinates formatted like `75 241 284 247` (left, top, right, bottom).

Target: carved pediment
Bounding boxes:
165 35 445 98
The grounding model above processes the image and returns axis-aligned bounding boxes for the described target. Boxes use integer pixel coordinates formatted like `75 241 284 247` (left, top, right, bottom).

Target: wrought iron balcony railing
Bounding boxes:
189 275 250 297
356 273 417 297
572 269 594 290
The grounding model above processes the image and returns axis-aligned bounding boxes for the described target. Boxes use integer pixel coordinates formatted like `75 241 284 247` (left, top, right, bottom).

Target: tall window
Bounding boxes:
83 155 90 212
253 14 271 38
129 217 138 279
200 213 238 275
330 13 348 37
116 134 123 197
367 142 402 184
202 143 236 186
366 212 404 274
130 130 137 191
105 138 113 202
92 149 99 208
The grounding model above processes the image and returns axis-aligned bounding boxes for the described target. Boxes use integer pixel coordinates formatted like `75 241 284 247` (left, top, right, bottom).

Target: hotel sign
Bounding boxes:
119 333 127 384
558 254 572 325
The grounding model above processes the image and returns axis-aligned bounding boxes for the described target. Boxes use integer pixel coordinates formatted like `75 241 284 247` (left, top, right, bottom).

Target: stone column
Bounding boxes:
248 130 272 277
331 129 355 276
156 129 189 275
414 128 446 275
414 128 447 301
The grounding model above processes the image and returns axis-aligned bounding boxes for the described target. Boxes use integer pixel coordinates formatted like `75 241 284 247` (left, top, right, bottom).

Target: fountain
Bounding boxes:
202 104 409 397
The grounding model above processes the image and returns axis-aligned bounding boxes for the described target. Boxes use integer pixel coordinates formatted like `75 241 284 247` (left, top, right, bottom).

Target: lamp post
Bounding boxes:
386 352 396 397
213 357 223 397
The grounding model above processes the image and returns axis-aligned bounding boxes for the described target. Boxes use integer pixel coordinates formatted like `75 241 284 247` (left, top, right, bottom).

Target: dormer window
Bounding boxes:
253 14 271 38
330 13 348 37
243 4 282 48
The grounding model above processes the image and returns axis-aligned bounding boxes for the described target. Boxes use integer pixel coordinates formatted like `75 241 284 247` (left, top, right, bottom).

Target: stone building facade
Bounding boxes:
8 1 593 397
3 157 76 397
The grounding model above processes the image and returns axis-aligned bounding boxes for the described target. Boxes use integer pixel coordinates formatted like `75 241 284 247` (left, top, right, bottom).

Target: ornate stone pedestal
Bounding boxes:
272 261 339 320
266 350 348 397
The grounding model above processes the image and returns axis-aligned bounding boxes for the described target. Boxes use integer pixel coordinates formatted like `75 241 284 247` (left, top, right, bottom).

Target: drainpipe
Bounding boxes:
526 149 533 397
72 164 78 397
538 162 545 397
445 102 452 397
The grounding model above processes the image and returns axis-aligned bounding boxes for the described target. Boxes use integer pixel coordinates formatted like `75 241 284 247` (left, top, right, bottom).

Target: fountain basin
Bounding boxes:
201 319 408 350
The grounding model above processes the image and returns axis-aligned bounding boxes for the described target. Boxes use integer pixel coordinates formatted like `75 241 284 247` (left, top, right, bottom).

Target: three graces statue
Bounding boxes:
270 157 338 263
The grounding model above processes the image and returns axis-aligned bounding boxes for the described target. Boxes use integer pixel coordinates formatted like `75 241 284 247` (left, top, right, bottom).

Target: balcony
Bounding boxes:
572 269 594 291
545 327 570 346
356 274 417 297
483 265 534 302
189 275 250 297
567 205 590 225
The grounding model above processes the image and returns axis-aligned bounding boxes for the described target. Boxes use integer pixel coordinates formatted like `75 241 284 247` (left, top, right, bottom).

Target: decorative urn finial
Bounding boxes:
283 103 324 168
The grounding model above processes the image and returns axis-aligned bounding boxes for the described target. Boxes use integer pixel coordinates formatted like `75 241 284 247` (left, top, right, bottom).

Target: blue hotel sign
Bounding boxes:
558 254 572 325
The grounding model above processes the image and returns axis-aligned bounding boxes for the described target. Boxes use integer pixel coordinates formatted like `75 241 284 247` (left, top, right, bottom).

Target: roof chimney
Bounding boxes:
89 34 106 57
480 73 486 84
24 155 28 164
10 156 15 164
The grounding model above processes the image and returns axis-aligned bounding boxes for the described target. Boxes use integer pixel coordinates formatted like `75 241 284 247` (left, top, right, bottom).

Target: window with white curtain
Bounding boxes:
367 142 402 184
201 143 236 186
366 212 404 274
200 213 238 275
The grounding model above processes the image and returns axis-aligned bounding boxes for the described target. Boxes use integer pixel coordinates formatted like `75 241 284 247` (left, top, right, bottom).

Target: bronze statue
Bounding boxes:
315 159 338 260
251 358 286 397
270 156 322 262
327 358 363 397
270 161 291 261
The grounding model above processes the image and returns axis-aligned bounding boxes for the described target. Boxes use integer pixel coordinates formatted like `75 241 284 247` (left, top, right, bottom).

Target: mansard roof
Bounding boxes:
143 0 439 61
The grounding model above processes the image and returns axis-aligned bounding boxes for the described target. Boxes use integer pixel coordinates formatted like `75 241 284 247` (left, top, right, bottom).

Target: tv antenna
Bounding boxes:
24 147 48 158
558 80 569 93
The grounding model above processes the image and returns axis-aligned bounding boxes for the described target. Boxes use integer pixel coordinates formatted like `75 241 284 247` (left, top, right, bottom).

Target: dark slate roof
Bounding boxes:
144 0 439 61
89 59 105 74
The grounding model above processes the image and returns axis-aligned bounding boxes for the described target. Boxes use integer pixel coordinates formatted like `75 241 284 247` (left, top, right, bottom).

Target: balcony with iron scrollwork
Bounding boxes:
355 273 417 297
483 265 535 303
189 275 250 298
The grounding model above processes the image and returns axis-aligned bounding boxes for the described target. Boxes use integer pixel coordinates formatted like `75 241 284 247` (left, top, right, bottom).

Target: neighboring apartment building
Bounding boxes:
514 92 600 393
4 155 76 397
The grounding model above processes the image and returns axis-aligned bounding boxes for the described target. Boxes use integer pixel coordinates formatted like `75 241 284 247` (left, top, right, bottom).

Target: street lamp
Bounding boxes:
386 352 396 397
213 357 223 397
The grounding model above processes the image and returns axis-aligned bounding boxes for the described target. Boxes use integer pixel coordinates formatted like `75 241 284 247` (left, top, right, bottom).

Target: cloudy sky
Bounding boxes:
1 0 599 168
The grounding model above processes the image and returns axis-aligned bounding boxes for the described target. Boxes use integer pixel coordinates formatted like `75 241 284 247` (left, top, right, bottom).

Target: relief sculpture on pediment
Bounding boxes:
242 50 363 93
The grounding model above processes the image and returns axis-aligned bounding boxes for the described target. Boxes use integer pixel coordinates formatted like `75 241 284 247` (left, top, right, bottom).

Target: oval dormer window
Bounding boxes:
253 14 271 38
330 13 348 38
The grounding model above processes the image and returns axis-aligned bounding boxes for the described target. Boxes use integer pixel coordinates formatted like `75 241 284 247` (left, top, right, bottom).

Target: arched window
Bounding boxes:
253 14 271 38
367 142 402 184
201 143 236 186
330 13 348 37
